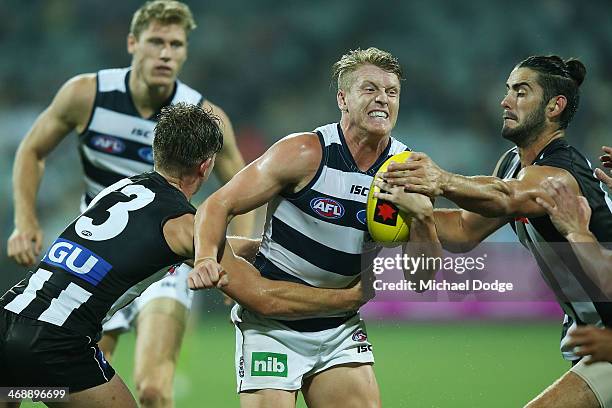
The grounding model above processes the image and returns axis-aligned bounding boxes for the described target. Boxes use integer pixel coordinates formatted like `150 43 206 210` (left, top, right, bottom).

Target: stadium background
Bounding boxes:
1 0 611 406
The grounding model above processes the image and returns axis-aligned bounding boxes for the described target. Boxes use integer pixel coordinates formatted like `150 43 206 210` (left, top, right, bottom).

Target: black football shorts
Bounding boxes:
0 309 115 392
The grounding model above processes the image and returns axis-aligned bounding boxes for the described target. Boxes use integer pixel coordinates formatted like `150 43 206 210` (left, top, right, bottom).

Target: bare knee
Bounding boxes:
136 376 173 408
525 371 600 408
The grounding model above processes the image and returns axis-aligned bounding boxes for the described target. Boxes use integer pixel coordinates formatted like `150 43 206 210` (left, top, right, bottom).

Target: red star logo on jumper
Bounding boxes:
377 203 397 221
514 217 529 224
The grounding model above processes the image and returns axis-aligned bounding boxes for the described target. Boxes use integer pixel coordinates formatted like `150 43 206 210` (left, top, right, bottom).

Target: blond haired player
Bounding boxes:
190 48 439 408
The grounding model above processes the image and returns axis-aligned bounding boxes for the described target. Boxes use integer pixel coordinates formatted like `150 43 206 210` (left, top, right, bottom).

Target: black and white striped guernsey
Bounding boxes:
255 123 408 329
0 172 195 339
79 67 203 204
496 138 612 360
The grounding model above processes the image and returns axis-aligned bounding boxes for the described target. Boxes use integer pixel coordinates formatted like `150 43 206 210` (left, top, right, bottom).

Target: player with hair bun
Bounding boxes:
380 55 612 407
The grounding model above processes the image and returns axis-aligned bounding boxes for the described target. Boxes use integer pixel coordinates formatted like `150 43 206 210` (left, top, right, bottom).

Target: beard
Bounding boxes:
501 103 546 147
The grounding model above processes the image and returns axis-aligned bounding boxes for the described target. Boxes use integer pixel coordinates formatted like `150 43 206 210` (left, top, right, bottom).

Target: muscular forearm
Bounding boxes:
566 231 612 296
225 282 361 319
194 195 233 261
404 215 441 282
13 147 44 225
219 245 362 318
442 174 515 217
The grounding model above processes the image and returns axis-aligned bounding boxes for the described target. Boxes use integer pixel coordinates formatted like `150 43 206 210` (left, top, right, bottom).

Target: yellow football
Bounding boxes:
366 151 412 245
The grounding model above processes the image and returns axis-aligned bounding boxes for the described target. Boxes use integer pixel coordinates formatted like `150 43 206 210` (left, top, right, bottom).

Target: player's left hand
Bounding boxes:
373 178 433 220
380 152 448 197
535 178 592 237
566 325 612 364
188 258 229 290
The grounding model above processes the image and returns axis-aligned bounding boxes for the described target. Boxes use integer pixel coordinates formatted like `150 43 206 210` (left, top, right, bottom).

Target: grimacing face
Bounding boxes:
128 20 188 88
338 64 401 137
500 67 547 146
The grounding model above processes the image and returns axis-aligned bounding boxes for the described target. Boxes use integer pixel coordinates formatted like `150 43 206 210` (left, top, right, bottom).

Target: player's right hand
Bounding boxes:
7 222 43 267
188 258 229 290
596 145 612 189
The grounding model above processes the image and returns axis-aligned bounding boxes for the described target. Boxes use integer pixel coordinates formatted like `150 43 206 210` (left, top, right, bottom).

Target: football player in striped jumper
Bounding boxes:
190 48 440 408
381 56 612 407
0 103 368 408
6 2 253 407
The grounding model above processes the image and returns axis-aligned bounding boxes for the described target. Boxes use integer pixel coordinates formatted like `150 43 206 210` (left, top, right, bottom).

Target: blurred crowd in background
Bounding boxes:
1 0 611 316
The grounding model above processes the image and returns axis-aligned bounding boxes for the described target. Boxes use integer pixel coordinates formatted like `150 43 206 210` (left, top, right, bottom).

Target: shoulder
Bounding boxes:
202 99 230 123
62 73 97 98
258 132 322 183
49 73 96 126
162 213 195 258
272 132 322 164
517 164 579 192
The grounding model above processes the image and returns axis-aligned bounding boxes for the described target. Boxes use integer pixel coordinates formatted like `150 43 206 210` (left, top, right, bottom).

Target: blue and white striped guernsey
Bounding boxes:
255 123 408 330
78 67 203 205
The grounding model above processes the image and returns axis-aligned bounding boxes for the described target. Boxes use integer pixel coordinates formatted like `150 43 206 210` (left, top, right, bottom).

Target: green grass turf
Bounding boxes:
20 318 568 407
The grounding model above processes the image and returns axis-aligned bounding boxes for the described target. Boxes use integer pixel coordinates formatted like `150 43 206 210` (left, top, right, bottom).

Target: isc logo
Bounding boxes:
43 238 112 286
91 135 125 154
251 352 288 377
310 197 345 219
350 185 369 196
131 128 152 138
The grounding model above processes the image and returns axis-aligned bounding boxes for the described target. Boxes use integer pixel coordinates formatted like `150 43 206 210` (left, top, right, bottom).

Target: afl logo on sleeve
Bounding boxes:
310 197 345 219
43 238 112 286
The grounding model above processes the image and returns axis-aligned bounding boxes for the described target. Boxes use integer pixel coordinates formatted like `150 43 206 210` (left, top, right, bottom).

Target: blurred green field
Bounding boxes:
21 318 568 407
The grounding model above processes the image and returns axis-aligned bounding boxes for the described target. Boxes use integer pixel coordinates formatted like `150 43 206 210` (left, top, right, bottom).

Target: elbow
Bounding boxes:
480 181 517 217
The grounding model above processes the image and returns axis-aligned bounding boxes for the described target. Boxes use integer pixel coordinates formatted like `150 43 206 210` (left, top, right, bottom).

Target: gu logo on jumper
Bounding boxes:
374 200 399 226
310 197 345 219
91 135 125 154
43 238 112 286
251 352 288 377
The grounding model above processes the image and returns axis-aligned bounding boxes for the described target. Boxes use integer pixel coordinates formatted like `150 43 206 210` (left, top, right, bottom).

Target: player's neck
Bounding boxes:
518 128 565 167
158 171 197 200
129 72 174 117
341 120 389 171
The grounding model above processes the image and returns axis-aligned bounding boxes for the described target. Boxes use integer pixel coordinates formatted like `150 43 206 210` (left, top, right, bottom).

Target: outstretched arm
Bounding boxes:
192 133 321 286
197 241 367 318
381 152 580 218
163 214 366 318
381 152 512 252
536 179 612 296
8 74 95 266
372 178 441 281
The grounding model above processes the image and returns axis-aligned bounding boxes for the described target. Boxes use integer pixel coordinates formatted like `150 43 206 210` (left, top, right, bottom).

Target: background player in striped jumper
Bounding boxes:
0 103 368 408
379 56 612 407
190 47 440 408
6 1 253 407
